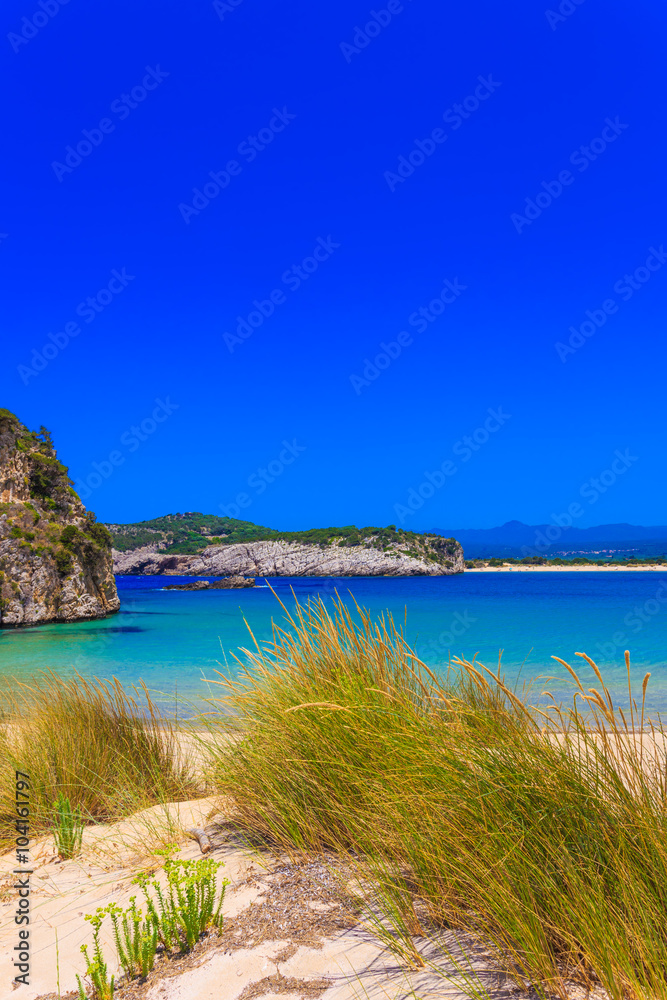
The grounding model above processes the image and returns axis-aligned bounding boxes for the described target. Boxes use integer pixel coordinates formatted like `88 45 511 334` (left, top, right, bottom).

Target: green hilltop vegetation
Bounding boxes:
104 512 460 561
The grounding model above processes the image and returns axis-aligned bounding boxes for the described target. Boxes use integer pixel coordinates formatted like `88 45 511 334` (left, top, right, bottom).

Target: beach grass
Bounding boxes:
3 595 667 999
205 591 667 1000
0 671 200 854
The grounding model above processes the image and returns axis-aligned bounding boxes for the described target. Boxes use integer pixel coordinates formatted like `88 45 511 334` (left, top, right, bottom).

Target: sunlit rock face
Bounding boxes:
112 536 465 577
0 409 120 627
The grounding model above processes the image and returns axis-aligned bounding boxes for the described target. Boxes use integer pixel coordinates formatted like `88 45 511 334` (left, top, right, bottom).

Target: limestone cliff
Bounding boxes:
0 410 120 627
113 534 464 577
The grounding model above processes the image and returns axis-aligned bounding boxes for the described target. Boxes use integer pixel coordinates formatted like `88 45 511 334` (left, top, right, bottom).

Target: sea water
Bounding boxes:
1 572 666 715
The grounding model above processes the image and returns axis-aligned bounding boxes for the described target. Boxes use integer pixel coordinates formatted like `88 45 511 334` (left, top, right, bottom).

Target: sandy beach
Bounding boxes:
0 798 524 1000
4 729 662 1000
467 563 667 572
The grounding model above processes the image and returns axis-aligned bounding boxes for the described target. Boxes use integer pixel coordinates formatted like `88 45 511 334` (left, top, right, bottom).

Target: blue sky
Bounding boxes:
1 0 665 530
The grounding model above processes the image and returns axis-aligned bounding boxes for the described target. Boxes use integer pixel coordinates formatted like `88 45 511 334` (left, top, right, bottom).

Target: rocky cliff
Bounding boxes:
113 534 464 577
0 410 120 627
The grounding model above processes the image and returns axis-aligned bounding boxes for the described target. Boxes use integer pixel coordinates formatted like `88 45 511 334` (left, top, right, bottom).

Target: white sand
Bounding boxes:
0 799 540 1000
0 799 223 1000
0 739 629 1000
467 563 666 571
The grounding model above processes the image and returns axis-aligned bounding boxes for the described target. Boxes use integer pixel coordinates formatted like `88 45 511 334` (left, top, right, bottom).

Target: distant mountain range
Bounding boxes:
429 521 667 559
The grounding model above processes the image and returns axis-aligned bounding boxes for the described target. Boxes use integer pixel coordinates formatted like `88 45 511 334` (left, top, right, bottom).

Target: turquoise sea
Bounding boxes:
1 572 667 715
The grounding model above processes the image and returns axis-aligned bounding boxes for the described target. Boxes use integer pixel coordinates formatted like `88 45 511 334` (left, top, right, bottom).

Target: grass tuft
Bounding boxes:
0 670 200 854
206 592 667 1000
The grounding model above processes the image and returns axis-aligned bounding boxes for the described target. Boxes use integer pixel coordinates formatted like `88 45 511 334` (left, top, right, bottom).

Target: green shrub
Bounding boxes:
86 522 112 548
60 525 79 546
29 464 55 500
55 547 73 576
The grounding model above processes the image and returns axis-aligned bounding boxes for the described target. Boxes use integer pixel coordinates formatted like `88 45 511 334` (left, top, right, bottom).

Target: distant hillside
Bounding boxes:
105 513 458 556
430 520 667 560
105 513 464 577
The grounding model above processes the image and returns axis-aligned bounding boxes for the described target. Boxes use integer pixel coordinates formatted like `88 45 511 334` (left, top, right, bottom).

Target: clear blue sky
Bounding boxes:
2 0 665 530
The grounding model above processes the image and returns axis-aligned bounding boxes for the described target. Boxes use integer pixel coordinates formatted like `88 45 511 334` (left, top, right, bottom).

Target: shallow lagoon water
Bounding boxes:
1 572 666 715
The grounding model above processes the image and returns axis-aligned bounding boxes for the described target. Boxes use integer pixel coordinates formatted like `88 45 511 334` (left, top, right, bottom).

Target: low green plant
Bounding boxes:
107 899 158 981
76 852 227 998
135 848 229 950
77 910 115 1000
53 791 84 859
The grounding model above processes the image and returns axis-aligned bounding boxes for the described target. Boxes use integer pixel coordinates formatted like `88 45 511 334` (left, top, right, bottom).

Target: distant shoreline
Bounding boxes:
467 564 667 572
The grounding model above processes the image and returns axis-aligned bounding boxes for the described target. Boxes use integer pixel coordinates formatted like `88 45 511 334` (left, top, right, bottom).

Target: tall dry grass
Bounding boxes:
207 592 667 1000
0 671 200 854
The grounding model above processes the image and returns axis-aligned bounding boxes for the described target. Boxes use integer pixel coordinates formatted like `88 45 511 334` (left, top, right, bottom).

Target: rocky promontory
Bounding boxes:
163 577 255 590
113 533 464 577
0 409 120 627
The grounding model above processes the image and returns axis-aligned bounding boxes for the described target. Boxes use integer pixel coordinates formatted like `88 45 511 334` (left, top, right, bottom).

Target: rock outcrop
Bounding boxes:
162 577 255 590
0 409 120 627
113 535 464 577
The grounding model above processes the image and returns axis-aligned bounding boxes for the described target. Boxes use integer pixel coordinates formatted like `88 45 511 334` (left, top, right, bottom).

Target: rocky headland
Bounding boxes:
162 576 255 590
0 409 120 627
112 534 464 577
